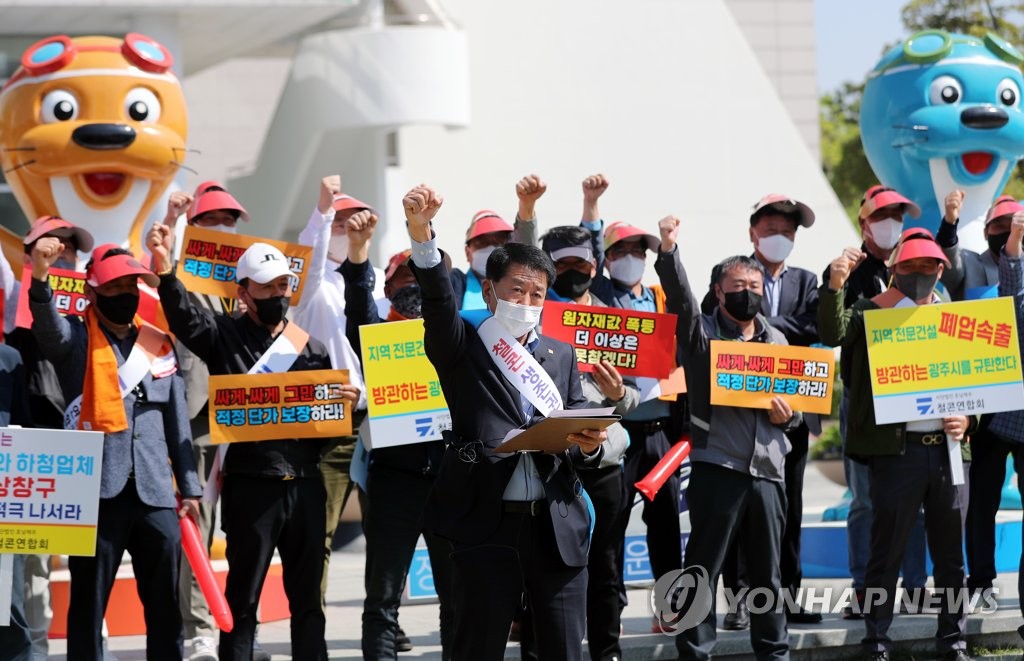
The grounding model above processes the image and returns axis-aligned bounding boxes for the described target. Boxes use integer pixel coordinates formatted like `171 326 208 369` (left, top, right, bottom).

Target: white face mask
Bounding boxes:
217 224 238 235
756 234 794 263
868 218 903 250
607 254 646 286
492 296 542 338
471 245 496 277
328 234 349 263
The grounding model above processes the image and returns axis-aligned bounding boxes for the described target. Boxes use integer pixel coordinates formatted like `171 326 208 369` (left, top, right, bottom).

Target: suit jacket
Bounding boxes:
29 280 201 508
413 260 594 567
699 259 822 436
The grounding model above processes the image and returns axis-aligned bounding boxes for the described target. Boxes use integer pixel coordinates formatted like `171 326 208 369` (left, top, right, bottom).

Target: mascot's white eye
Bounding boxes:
40 89 78 122
124 87 161 122
929 75 962 105
997 78 1020 107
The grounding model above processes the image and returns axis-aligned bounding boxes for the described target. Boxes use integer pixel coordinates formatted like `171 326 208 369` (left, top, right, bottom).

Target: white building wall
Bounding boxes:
724 0 820 159
392 0 853 289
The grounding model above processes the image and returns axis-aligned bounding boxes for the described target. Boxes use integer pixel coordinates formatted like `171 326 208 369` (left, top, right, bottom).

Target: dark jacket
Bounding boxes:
654 246 796 481
30 279 201 506
341 258 444 477
818 285 975 460
413 259 594 567
158 272 332 478
700 257 822 434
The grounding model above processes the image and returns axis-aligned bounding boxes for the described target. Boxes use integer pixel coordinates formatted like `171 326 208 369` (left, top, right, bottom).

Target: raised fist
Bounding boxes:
828 247 865 290
30 236 65 280
403 185 443 241
147 222 176 274
582 174 609 202
319 175 342 214
516 174 547 204
943 189 965 224
658 215 681 253
165 191 193 225
346 210 379 249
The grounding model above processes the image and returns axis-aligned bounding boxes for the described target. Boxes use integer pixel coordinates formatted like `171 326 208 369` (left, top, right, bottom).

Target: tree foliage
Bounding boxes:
820 0 1024 218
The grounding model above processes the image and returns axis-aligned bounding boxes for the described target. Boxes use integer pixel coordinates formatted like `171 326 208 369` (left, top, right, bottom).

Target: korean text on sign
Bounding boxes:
0 428 103 556
864 297 1024 424
359 319 451 450
209 369 352 444
709 341 835 415
541 300 677 379
176 225 314 305
15 266 89 329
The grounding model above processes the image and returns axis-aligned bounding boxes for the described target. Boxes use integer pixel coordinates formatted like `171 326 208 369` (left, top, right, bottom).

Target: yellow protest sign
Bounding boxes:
176 226 314 305
864 298 1024 424
359 320 451 449
208 369 351 444
0 428 104 556
709 341 835 414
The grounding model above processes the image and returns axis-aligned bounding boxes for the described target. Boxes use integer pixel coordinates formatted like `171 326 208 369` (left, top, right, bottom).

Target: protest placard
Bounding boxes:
208 369 352 443
177 226 313 305
864 298 1024 424
0 428 103 556
360 320 451 448
709 340 835 414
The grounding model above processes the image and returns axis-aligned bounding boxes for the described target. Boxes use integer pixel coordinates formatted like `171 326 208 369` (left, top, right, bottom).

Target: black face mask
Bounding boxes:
552 269 593 300
390 284 422 319
252 295 289 326
94 292 139 325
721 289 762 322
892 271 938 301
987 231 1011 256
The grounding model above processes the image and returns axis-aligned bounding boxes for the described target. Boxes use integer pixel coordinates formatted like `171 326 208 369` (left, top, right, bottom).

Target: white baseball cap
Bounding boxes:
236 242 295 284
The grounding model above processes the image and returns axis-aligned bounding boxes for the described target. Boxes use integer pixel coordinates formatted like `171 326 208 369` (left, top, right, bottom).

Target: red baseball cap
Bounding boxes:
332 194 372 213
23 215 94 254
385 250 413 282
603 222 659 252
385 249 450 281
188 181 249 223
86 244 159 287
859 185 921 220
466 210 513 243
751 193 815 227
985 195 1024 225
889 228 950 266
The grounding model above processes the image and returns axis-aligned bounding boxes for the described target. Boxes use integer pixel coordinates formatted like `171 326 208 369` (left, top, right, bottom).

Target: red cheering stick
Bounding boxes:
635 436 691 502
179 502 234 632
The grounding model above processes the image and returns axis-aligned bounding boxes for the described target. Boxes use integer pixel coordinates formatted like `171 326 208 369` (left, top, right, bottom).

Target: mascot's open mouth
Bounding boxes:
961 152 994 175
82 172 126 197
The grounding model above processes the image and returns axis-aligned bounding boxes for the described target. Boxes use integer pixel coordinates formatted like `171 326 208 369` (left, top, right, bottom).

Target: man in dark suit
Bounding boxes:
403 185 607 661
700 194 822 628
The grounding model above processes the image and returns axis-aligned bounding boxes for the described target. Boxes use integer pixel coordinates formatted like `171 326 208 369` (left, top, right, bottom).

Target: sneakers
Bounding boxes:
868 652 889 661
189 636 218 661
721 602 749 631
252 639 271 661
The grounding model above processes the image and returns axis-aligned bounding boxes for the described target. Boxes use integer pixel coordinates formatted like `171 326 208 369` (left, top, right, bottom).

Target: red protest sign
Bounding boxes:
16 266 88 328
542 300 677 379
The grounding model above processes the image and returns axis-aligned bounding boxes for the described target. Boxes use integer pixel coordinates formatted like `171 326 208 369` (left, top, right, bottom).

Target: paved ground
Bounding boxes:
46 465 1024 660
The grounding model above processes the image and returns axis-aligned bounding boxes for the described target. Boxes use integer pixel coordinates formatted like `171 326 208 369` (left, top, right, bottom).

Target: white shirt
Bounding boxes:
293 207 386 411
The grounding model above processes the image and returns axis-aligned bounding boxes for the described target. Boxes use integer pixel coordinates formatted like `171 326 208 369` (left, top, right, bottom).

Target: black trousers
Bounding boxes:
676 463 788 661
723 424 809 598
218 475 327 661
965 427 1024 589
362 464 454 661
620 422 681 583
578 465 628 661
863 444 969 655
1 554 32 661
67 485 184 661
450 508 587 661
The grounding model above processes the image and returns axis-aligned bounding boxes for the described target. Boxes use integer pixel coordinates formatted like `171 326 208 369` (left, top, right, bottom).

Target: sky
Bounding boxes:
815 0 907 93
